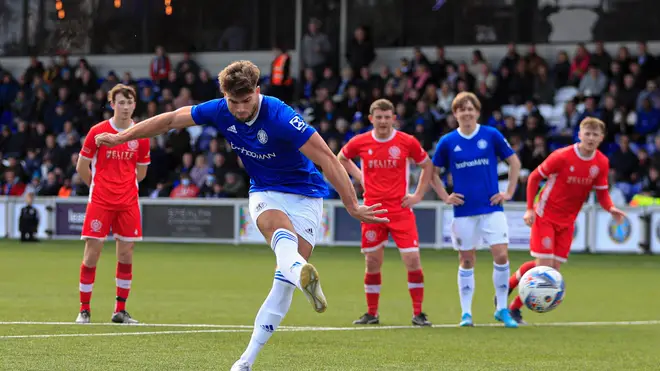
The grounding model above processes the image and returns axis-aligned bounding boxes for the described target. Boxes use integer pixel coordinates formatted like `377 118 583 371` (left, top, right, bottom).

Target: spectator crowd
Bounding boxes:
1 28 660 206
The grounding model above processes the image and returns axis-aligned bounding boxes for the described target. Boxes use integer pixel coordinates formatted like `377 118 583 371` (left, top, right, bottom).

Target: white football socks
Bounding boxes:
493 262 510 311
240 278 295 365
458 267 475 316
270 228 306 289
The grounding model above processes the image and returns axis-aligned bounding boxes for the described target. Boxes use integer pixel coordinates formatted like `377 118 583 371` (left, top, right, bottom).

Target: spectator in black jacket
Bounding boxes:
346 26 375 75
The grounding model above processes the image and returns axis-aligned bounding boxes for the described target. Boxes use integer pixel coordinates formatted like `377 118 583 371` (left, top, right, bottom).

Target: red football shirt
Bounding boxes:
79 120 151 210
341 130 429 214
535 144 609 226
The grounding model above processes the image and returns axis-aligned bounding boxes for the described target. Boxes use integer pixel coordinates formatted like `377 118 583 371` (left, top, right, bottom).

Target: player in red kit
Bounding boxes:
505 118 626 324
74 84 150 324
338 99 434 326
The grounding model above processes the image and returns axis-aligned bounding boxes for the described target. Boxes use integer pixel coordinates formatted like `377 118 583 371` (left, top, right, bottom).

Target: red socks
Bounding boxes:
115 262 133 313
79 264 97 312
510 295 524 311
364 270 425 317
509 261 537 311
80 262 133 313
509 261 537 290
407 269 424 316
364 272 381 316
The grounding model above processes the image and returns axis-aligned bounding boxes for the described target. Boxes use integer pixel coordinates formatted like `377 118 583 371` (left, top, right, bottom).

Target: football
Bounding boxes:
518 266 565 313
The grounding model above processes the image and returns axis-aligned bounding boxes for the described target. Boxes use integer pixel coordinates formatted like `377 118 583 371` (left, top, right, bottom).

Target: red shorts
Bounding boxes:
361 209 419 253
530 215 573 263
81 202 143 241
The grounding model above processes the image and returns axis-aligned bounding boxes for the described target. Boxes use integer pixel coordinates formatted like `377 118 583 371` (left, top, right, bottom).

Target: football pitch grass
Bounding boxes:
1 241 659 370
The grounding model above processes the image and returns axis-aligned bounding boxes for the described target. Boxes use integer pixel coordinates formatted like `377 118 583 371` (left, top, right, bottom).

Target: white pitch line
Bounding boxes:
278 320 660 331
1 320 659 340
1 320 659 330
0 321 253 329
0 329 251 340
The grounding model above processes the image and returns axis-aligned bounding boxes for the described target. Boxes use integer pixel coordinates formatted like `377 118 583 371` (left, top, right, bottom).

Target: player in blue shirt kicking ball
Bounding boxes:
95 60 389 371
430 92 521 328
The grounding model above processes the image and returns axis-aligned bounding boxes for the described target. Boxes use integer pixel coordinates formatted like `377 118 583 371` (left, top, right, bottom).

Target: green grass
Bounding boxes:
1 241 659 370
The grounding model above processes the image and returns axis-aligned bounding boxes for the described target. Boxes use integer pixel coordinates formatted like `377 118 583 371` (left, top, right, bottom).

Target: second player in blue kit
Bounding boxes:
430 92 522 328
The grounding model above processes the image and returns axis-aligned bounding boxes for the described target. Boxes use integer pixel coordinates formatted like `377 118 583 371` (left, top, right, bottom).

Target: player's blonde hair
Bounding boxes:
107 84 136 104
218 60 260 97
579 117 606 134
451 92 482 113
369 99 395 115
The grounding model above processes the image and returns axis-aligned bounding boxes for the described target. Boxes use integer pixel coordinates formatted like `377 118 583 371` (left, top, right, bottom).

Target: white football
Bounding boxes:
518 266 565 313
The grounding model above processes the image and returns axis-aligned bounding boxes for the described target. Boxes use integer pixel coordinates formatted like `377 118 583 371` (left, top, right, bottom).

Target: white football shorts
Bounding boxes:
450 211 509 251
249 191 323 247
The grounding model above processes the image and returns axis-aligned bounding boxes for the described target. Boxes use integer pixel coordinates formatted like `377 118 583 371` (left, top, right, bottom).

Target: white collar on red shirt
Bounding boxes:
573 143 596 161
109 118 135 132
371 129 397 143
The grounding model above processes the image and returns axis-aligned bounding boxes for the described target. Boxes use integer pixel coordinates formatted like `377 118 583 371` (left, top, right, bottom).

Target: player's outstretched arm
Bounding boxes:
337 152 362 184
301 133 388 223
594 158 626 223
76 157 92 186
597 189 626 223
97 106 195 147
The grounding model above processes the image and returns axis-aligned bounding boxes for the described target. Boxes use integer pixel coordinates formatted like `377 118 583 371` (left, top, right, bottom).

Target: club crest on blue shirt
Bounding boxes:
257 129 268 144
477 139 488 150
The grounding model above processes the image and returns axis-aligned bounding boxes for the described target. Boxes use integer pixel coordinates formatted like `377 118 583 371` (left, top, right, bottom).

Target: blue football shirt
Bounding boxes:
431 124 515 217
191 95 329 198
